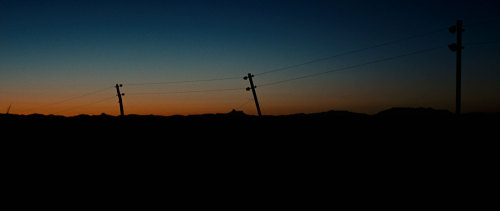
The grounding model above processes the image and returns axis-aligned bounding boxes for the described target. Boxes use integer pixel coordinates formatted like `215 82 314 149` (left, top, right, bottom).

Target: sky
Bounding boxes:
1 0 499 116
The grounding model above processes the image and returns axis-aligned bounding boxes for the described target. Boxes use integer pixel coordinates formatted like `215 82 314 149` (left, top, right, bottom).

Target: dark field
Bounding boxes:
2 107 495 207
2 107 497 140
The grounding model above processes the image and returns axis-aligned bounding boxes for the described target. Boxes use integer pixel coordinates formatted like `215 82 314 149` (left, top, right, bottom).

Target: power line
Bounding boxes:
123 27 448 86
465 39 500 46
259 45 446 88
125 76 241 86
18 86 114 113
126 87 243 95
255 27 447 76
55 95 117 114
45 86 113 106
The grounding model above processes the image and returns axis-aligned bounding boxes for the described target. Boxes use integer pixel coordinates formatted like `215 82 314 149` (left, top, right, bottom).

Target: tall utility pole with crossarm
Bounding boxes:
449 19 464 115
115 84 125 116
244 73 262 117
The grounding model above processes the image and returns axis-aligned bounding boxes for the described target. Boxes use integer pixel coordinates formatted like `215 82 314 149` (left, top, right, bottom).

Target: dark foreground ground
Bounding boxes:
1 107 497 138
1 107 497 152
1 107 496 207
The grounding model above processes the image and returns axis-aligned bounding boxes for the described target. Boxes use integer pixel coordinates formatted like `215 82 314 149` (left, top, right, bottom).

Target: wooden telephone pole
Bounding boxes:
115 84 125 116
244 73 262 117
449 20 464 115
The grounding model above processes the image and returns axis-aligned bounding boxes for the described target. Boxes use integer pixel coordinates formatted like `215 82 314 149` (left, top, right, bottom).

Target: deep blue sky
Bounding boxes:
1 0 499 115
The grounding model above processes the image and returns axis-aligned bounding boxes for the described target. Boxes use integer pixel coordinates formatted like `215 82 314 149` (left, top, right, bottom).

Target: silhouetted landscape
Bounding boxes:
2 1 499 206
3 107 498 140
3 107 496 207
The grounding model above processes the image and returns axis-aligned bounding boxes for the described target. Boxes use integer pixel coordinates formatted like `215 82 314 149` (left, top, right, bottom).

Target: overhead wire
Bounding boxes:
23 29 449 112
254 27 447 76
124 76 242 86
17 85 114 114
258 45 446 88
126 87 244 95
122 26 448 85
55 95 117 114
464 39 500 46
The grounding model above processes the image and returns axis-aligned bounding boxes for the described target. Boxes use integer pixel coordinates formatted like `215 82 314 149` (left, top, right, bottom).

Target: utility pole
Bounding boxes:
449 20 464 115
244 73 262 117
115 84 125 116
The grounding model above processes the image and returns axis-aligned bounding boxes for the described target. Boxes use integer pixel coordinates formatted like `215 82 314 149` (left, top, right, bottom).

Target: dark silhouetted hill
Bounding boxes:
375 107 453 119
2 107 496 198
2 107 497 140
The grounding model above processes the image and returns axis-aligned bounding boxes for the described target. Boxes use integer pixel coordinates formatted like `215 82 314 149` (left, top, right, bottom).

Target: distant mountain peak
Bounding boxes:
228 109 246 116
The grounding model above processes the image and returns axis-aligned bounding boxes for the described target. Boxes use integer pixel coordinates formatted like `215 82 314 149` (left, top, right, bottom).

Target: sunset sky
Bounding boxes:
1 0 499 116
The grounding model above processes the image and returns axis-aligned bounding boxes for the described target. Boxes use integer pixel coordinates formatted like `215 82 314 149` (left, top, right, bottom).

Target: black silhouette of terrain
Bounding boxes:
2 106 497 162
7 106 496 171
2 107 496 205
2 107 497 140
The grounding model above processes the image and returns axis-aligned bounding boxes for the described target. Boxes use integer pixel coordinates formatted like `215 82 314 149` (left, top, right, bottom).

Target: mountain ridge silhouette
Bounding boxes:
2 107 497 140
3 107 483 119
2 107 494 185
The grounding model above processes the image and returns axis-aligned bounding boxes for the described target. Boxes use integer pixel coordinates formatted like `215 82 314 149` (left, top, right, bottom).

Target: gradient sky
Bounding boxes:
1 0 499 116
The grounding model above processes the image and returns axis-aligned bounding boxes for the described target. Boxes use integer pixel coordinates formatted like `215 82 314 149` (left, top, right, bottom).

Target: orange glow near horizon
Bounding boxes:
0 84 454 117
2 74 499 117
